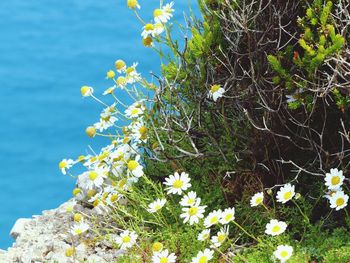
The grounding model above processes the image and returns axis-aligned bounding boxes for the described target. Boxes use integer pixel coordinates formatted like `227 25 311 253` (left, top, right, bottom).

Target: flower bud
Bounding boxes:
143 36 153 47
106 70 115 79
86 126 96 138
127 0 140 10
81 86 93 97
115 59 126 71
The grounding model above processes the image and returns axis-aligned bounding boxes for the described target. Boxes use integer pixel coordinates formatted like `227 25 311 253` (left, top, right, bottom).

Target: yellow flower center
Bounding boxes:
283 191 292 200
331 176 340 185
65 247 75 257
131 108 139 115
116 76 126 86
80 85 91 96
59 161 66 169
145 23 154 31
93 199 99 207
160 258 168 263
126 67 135 74
115 59 126 70
210 216 218 224
336 198 345 207
122 236 131 243
128 160 138 171
280 251 288 258
188 207 198 216
188 198 195 205
110 194 118 203
118 179 127 189
173 179 183 189
73 213 82 222
89 171 98 181
272 225 281 233
154 9 163 18
225 214 233 221
218 233 226 243
152 242 163 252
155 204 162 210
74 229 82 235
106 70 115 79
139 126 147 135
123 137 130 144
255 197 263 205
143 36 153 47
127 0 139 9
87 189 97 197
198 256 208 263
210 84 220 93
72 188 81 196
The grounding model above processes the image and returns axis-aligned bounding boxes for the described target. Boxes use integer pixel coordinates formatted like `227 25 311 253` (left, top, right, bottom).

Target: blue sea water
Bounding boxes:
0 0 198 248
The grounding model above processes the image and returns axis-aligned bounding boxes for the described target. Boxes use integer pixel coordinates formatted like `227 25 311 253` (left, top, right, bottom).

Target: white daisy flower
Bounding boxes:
81 85 94 97
130 121 148 143
147 198 167 213
191 249 214 263
276 184 295 204
70 221 89 236
180 191 198 206
152 23 165 37
141 23 155 39
250 192 264 207
220 207 235 224
153 2 174 24
265 219 287 236
210 227 229 247
127 157 144 178
114 230 138 250
180 199 206 225
125 104 144 119
204 209 222 228
58 158 74 175
329 190 349 211
163 172 191 195
103 85 116 95
273 245 293 262
86 168 108 189
198 229 211 241
324 168 345 190
208 84 225 102
94 115 118 132
125 63 141 84
62 200 77 213
116 76 127 88
151 249 177 263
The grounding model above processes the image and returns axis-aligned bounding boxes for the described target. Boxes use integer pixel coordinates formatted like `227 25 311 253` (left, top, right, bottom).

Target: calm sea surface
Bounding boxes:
0 0 198 248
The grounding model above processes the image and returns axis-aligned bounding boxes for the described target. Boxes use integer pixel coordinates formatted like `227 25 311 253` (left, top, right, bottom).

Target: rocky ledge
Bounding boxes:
0 201 122 263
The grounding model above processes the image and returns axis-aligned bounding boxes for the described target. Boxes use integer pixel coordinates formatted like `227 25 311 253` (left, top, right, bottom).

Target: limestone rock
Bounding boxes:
1 200 123 263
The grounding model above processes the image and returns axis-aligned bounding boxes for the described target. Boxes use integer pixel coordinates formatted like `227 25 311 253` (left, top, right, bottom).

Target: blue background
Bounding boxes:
0 0 198 248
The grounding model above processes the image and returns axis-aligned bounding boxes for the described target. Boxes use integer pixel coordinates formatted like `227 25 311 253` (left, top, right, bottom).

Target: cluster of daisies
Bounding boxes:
58 59 152 256
127 0 174 47
324 168 349 210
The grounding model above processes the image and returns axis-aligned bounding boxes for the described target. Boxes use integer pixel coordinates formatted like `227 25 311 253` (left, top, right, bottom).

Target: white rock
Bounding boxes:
10 218 31 239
